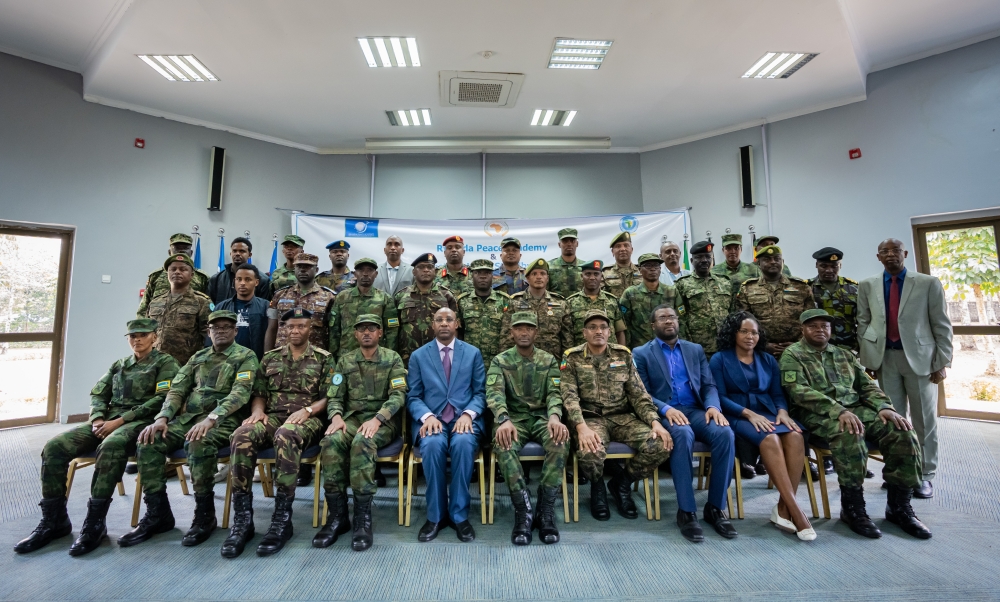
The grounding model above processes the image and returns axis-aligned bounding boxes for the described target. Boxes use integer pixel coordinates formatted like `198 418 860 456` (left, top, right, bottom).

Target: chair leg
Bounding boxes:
561 467 570 524
221 465 232 529
312 458 321 529
653 467 661 521
726 482 734 518
397 450 405 526
696 457 705 491
478 452 486 526
405 458 415 528
733 456 744 520
176 464 190 496
116 481 126 496
803 455 819 519
131 473 142 527
65 459 78 499
572 454 579 523
813 448 831 520
488 452 496 525
643 478 653 520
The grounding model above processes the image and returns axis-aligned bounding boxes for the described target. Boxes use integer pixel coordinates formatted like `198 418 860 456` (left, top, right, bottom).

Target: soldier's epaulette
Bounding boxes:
320 286 336 294
510 291 526 298
265 346 285 356
313 347 331 357
788 276 809 284
842 277 859 285
674 274 693 282
565 291 583 300
147 268 163 279
274 284 294 294
194 291 212 300
609 343 632 354
741 277 761 287
548 291 565 300
496 289 511 298
564 344 586 356
456 291 471 300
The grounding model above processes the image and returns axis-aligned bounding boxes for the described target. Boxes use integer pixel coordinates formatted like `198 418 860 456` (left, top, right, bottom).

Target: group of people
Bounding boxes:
15 224 952 557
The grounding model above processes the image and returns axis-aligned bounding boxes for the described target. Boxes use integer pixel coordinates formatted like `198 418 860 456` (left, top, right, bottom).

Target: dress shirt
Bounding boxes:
660 268 691 286
419 338 478 423
883 268 906 350
385 263 400 290
659 339 696 410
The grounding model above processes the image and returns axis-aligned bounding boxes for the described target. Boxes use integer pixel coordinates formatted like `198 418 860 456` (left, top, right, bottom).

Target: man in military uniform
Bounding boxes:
144 253 211 365
137 233 209 317
710 233 761 287
434 235 473 296
675 241 734 355
457 258 510 371
14 319 179 556
119 310 258 548
561 309 673 521
754 235 793 277
394 252 459 365
809 247 859 352
502 259 574 360
317 240 357 293
565 260 626 347
493 237 528 296
620 253 677 349
488 311 569 546
547 228 586 299
328 257 399 360
314 314 407 552
602 232 642 299
222 308 334 558
266 252 336 352
269 234 305 294
735 245 815 358
780 309 931 540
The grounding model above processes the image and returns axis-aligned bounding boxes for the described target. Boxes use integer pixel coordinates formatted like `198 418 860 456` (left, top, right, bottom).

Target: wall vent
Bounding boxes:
439 71 524 108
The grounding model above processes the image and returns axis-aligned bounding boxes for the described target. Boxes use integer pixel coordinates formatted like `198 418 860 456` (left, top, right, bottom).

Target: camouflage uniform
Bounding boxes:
457 289 510 371
316 270 356 294
229 344 335 494
734 276 816 345
809 277 860 352
487 348 568 492
319 347 407 495
269 265 297 294
328 286 399 360
40 350 179 499
565 291 626 347
393 283 458 364
601 263 641 300
710 261 761 288
435 265 473 296
269 282 336 349
674 273 734 354
619 282 677 349
137 268 209 318
502 291 574 360
560 344 670 480
547 257 586 299
145 290 212 365
780 340 921 488
493 266 528 296
136 343 258 496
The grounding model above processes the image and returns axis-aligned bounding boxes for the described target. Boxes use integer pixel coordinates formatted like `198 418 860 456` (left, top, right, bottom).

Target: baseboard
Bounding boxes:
66 413 89 423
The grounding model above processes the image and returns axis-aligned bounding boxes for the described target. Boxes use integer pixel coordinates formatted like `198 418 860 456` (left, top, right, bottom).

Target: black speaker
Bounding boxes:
207 146 226 211
739 145 755 208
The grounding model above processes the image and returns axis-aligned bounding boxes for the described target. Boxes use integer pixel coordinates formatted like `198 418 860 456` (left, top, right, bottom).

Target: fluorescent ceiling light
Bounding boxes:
406 38 420 66
154 55 187 81
359 37 421 67
531 109 576 126
563 110 577 126
397 110 409 125
366 138 611 152
548 63 599 70
138 55 174 80
137 55 218 81
755 53 789 78
374 38 392 67
768 53 805 78
168 56 202 81
409 109 420 125
184 55 218 81
422 109 431 125
391 38 406 67
530 109 542 126
358 38 377 67
742 52 819 79
549 38 613 70
385 109 432 126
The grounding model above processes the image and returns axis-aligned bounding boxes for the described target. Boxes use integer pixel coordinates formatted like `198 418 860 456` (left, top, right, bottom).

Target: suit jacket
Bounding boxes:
708 349 787 418
633 338 720 416
405 338 486 442
857 270 953 375
372 261 413 297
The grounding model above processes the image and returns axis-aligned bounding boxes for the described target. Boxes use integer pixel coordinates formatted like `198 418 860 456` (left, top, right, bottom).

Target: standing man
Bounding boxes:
858 238 952 498
435 235 473 296
317 240 357 293
602 232 641 299
547 228 586 299
502 259 574 360
488 312 569 546
328 257 399 360
406 308 486 543
394 253 459 366
710 233 761 288
561 309 673 521
269 235 305 294
675 241 734 356
207 237 272 304
493 237 528 296
137 233 209 317
754 235 793 277
265 252 336 352
620 253 677 349
144 254 211 366
809 247 859 353
659 241 691 285
565 260 626 347
457 258 510 371
735 245 815 359
372 235 412 297
215 263 269 360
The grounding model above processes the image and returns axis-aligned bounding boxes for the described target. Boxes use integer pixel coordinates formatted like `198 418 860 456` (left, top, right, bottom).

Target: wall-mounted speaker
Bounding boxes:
208 146 226 211
739 145 755 208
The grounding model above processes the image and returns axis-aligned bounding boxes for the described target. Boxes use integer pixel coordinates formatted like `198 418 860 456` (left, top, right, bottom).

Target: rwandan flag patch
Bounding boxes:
155 380 170 392
551 377 560 387
236 371 252 381
390 377 407 390
387 318 399 328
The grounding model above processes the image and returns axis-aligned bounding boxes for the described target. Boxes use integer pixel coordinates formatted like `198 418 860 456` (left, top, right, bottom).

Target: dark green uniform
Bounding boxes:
316 270 356 294
328 286 399 360
269 283 336 350
601 263 641 300
502 291 574 360
565 291 626 347
619 282 677 349
734 276 816 346
137 268 209 318
493 266 528 296
674 273 734 354
711 261 761 288
269 265 297 294
809 277 860 352
434 265 473 296
145 290 212 365
547 257 586 299
393 283 459 364
457 289 510 371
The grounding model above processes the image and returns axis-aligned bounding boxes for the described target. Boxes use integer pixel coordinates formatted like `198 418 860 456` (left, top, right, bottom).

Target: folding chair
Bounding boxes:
487 442 570 524
319 436 410 527
572 442 658 522
765 454 821 519
691 441 741 519
131 447 231 528
66 453 130 498
405 444 487 527
807 438 882 519
251 445 323 527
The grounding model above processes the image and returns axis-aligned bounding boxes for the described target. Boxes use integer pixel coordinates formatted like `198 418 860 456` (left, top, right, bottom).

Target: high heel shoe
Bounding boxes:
769 505 796 533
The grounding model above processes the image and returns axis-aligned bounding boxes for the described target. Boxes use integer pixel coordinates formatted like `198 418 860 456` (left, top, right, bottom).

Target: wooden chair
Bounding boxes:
806 438 882 519
130 447 231 528
319 436 410 527
405 444 487 527
691 441 742 519
572 442 658 522
487 442 570 525
251 445 323 527
65 453 130 499
764 454 821 519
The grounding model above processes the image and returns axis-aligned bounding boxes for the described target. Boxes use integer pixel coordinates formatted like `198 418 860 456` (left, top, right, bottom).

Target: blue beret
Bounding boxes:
326 240 350 250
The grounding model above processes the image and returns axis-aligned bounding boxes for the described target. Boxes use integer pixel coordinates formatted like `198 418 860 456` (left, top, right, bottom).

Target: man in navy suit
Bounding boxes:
633 305 737 542
406 307 486 542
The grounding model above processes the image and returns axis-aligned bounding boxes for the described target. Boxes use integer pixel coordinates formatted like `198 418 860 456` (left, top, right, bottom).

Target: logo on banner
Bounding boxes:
483 220 509 237
619 215 639 233
346 219 378 238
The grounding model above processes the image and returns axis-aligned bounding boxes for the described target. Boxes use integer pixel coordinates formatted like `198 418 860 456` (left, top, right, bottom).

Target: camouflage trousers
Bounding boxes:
493 416 568 492
574 415 671 481
319 415 399 496
795 404 922 488
40 420 149 499
229 413 324 494
136 418 236 496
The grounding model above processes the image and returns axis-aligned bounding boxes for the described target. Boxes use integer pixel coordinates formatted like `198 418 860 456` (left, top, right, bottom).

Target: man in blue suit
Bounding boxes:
406 307 486 542
633 305 737 542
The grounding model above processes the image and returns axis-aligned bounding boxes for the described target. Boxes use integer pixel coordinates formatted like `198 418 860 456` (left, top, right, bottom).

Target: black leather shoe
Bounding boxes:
124 463 139 475
257 492 294 556
703 503 738 539
510 489 533 546
118 491 175 547
607 470 638 519
454 520 476 542
296 464 313 487
809 464 820 481
15 497 72 554
739 462 756 480
913 480 933 499
351 494 374 551
885 484 932 539
221 491 255 558
417 519 448 542
823 458 835 475
676 510 704 543
589 478 610 521
866 469 875 479
535 486 560 545
374 465 387 488
839 485 881 538
69 497 112 556
181 493 217 547
754 461 767 476
313 491 350 548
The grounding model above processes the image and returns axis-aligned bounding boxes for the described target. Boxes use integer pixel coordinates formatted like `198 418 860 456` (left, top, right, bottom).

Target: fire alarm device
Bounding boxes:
849 148 861 160
135 138 145 149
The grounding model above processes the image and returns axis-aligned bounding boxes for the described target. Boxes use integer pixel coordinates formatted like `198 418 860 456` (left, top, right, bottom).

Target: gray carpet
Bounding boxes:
1 418 999 601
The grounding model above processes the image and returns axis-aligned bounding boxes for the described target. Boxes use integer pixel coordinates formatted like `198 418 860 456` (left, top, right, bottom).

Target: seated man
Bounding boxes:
487 311 570 546
314 314 407 552
633 306 736 542
780 309 931 539
561 309 673 521
222 308 334 558
406 307 486 542
119 310 258 548
15 319 179 556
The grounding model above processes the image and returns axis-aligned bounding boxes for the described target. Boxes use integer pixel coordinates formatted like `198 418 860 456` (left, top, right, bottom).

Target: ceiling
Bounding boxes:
1 0 999 153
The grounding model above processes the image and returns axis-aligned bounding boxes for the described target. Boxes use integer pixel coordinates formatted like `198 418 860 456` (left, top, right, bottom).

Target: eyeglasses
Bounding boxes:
585 324 610 332
355 324 380 332
737 329 760 337
209 324 236 332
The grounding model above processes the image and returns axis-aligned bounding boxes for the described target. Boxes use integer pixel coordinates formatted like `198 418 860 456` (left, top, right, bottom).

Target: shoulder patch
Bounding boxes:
194 291 211 299
782 371 797 383
332 373 344 386
843 277 859 284
676 305 686 316
236 371 252 381
551 377 560 387
390 376 407 390
155 380 171 392
486 374 500 386
386 317 399 328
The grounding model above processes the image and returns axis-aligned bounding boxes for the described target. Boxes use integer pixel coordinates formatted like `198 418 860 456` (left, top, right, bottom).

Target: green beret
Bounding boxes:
525 258 548 275
163 253 194 270
610 231 632 247
558 227 578 240
637 253 663 266
126 318 158 334
720 233 742 246
581 260 604 272
469 258 494 271
501 237 521 249
282 234 305 247
583 309 610 325
354 313 382 327
756 245 782 257
208 309 238 324
169 233 193 245
353 257 378 270
510 311 538 327
281 307 313 321
800 308 835 324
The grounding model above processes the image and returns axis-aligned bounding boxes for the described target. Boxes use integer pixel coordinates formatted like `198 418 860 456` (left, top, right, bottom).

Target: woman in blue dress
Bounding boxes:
709 311 815 540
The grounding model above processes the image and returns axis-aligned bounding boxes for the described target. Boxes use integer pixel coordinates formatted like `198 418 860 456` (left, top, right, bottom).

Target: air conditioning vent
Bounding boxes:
439 71 524 108
458 82 503 103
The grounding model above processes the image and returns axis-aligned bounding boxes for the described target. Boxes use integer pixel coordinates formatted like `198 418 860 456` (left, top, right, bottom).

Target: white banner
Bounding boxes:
292 210 691 270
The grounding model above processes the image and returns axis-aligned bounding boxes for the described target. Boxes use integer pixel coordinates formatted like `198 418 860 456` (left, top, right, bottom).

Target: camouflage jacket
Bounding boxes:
156 342 258 426
502 290 574 360
328 286 399 359
620 282 677 349
734 276 816 345
136 267 209 318
393 283 459 363
711 261 761 288
565 290 627 347
89 349 180 423
434 265 473 297
559 343 659 428
675 273 734 353
327 346 407 425
316 270 356 294
809 276 859 352
492 266 528 296
253 343 336 416
486 347 562 422
269 282 336 350
547 257 586 299
457 289 510 370
602 262 641 300
269 264 297 294
146 289 212 366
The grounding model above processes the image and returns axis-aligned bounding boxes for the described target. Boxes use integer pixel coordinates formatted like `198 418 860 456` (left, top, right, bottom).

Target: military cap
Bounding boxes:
812 247 843 262
525 258 548 275
293 252 319 265
799 308 835 324
469 258 494 271
510 311 538 327
637 253 663 266
557 227 578 240
282 234 305 247
581 260 604 272
756 235 779 247
163 253 194 270
353 257 379 270
720 233 742 247
280 307 313 321
326 240 350 250
501 237 521 249
354 313 382 328
756 244 782 257
610 231 632 247
208 309 238 324
442 235 465 246
126 318 158 334
583 309 611 325
169 233 194 245
411 253 437 267
690 240 714 255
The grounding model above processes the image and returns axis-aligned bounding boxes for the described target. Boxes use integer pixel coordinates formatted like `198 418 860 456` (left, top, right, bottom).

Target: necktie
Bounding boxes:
440 347 455 423
887 276 900 343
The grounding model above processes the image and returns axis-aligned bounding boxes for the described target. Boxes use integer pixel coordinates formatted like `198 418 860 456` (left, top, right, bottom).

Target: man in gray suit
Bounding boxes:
372 235 413 297
857 238 953 498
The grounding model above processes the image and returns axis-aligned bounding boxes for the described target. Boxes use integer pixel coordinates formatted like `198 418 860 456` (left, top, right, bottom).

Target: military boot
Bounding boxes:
68 498 112 556
885 484 932 539
181 493 217 547
535 485 560 545
839 485 881 538
607 468 638 519
351 494 374 551
118 491 175 547
14 497 72 553
256 492 294 556
313 491 351 548
590 477 610 521
510 489 533 546
221 491 255 558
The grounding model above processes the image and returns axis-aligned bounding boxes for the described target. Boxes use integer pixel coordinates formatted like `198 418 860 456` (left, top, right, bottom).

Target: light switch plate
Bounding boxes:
101 275 112 284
